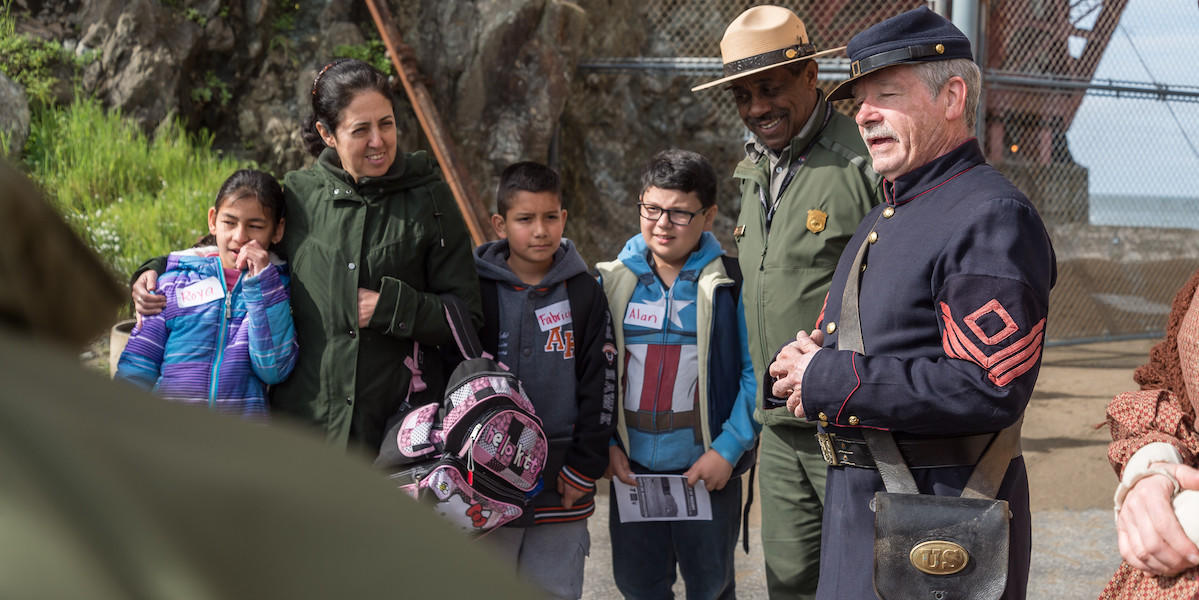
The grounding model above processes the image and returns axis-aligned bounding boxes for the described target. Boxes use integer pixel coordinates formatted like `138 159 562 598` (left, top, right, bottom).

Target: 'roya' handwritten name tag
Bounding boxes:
176 277 226 308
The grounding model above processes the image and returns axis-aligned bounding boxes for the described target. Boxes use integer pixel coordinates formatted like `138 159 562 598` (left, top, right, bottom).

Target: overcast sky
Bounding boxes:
1066 0 1199 198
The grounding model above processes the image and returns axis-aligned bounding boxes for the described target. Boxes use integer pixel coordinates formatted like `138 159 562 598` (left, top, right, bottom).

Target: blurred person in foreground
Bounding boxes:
1103 266 1199 598
690 6 882 595
0 158 529 598
766 8 1055 599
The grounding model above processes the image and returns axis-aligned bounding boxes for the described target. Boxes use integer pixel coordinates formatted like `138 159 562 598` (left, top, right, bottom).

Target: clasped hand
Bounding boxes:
767 329 825 419
1118 462 1199 576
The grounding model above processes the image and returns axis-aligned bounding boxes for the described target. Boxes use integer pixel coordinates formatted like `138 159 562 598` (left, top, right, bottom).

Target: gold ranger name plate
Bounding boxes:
909 540 969 575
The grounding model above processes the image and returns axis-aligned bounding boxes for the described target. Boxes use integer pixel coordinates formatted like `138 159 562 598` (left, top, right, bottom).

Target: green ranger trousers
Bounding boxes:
759 421 828 599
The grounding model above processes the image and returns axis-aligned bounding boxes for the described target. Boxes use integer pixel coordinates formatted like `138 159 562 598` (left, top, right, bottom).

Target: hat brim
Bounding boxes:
691 46 845 92
826 62 894 101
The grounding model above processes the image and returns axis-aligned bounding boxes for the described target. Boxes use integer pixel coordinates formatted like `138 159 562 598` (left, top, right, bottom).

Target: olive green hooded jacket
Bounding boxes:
274 149 482 450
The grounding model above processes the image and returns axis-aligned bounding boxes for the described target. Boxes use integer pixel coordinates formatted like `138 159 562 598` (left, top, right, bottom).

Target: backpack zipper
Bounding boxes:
466 423 482 485
445 456 529 506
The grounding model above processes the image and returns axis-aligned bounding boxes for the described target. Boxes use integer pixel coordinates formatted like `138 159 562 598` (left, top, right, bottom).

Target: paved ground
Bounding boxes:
580 339 1151 599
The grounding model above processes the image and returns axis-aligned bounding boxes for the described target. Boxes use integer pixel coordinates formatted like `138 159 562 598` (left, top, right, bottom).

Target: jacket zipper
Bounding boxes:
648 289 673 466
207 269 242 409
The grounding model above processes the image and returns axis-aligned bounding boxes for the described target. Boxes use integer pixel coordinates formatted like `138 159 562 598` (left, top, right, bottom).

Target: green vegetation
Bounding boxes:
0 1 64 105
333 36 395 77
24 96 251 277
184 7 207 27
271 0 300 34
190 70 232 107
0 0 98 106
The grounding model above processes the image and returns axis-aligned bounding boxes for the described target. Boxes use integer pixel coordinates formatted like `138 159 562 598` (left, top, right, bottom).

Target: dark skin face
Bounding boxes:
727 61 821 153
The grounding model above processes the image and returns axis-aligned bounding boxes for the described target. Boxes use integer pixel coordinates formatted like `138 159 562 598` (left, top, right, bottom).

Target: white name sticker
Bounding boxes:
176 277 226 308
535 300 573 332
624 302 664 329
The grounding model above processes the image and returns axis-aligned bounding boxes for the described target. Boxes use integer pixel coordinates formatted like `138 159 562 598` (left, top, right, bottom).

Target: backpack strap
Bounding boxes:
564 270 598 379
440 294 485 360
720 255 742 296
477 279 501 356
718 254 756 553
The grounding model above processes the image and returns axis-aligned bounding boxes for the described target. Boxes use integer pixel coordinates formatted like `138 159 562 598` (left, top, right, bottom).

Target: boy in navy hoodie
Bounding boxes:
475 162 616 599
598 149 759 598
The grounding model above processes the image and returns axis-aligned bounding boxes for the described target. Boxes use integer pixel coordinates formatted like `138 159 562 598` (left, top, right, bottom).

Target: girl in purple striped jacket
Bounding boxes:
116 169 298 418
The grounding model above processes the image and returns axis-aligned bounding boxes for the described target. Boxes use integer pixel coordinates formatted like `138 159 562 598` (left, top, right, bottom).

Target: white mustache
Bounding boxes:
861 124 898 140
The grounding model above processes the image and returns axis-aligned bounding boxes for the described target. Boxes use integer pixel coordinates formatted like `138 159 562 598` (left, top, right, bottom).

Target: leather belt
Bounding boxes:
624 409 700 442
816 430 1001 469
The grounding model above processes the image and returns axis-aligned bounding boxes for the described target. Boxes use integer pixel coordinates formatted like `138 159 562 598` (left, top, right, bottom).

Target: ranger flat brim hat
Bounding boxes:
692 5 844 92
826 7 974 101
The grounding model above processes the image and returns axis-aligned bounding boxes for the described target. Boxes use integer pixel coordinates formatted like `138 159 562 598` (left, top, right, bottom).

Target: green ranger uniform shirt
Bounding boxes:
733 98 883 427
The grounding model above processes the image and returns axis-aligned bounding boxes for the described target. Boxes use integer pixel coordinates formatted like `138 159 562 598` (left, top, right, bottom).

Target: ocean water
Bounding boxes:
1090 194 1199 229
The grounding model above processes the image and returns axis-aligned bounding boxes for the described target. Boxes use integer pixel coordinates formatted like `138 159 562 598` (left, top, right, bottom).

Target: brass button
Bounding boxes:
826 321 837 334
868 231 879 244
818 412 828 421
848 415 860 426
935 43 945 54
860 262 868 273
883 206 895 218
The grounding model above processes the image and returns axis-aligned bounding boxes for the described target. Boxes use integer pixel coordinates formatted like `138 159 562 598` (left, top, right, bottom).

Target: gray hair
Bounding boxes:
909 58 980 130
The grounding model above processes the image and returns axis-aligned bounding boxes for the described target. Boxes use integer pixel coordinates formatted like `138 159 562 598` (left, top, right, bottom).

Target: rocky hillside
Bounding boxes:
4 0 752 265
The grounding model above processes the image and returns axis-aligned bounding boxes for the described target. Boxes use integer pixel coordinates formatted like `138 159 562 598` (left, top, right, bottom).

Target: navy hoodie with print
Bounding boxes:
474 238 617 525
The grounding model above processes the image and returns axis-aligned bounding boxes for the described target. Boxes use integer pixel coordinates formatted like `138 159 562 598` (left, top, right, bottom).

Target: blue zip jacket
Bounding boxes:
116 247 298 417
598 233 759 472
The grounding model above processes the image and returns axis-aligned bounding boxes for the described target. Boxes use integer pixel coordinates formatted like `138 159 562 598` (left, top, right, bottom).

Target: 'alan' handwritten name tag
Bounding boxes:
535 300 573 332
624 302 664 329
176 277 225 308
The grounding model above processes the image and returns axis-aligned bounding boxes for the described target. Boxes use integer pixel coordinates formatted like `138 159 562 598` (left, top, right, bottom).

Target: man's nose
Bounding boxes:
747 93 771 118
855 101 879 127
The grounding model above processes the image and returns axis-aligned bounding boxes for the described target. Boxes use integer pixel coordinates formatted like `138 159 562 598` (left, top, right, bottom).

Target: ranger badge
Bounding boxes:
806 209 827 233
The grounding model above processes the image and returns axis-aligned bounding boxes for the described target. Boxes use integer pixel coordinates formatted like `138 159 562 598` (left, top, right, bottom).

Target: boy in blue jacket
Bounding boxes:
598 149 759 599
475 162 617 599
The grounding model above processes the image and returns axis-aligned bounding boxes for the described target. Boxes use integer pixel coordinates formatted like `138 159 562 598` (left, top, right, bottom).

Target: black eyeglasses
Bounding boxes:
638 203 706 226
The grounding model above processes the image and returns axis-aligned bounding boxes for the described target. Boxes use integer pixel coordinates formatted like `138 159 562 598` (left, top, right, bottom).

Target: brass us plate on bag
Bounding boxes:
816 432 839 466
909 540 969 575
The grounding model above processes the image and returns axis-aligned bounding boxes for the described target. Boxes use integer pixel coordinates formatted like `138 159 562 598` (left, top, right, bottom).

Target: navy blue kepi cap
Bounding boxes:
827 7 973 101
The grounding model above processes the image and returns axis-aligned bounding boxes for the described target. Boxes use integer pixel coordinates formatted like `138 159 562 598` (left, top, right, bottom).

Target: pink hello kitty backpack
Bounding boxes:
376 295 548 537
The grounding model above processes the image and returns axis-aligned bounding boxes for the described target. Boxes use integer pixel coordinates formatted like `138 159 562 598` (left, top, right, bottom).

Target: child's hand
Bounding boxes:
235 240 271 277
357 289 380 327
556 474 587 509
684 449 733 491
606 446 636 486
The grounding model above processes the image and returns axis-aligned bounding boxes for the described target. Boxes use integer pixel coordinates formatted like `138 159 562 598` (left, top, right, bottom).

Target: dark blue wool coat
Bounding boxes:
775 140 1056 600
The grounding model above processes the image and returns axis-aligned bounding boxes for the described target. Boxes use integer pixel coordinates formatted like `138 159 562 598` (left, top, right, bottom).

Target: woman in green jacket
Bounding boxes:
133 59 481 452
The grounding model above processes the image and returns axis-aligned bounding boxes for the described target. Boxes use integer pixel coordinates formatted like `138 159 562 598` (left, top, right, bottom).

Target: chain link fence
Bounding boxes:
582 0 1199 343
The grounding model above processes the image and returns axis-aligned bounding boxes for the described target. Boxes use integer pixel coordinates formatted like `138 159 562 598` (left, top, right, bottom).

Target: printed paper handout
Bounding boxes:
613 474 713 523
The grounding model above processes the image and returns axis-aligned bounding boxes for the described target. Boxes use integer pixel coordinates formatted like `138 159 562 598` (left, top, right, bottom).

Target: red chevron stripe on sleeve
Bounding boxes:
939 301 1046 387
